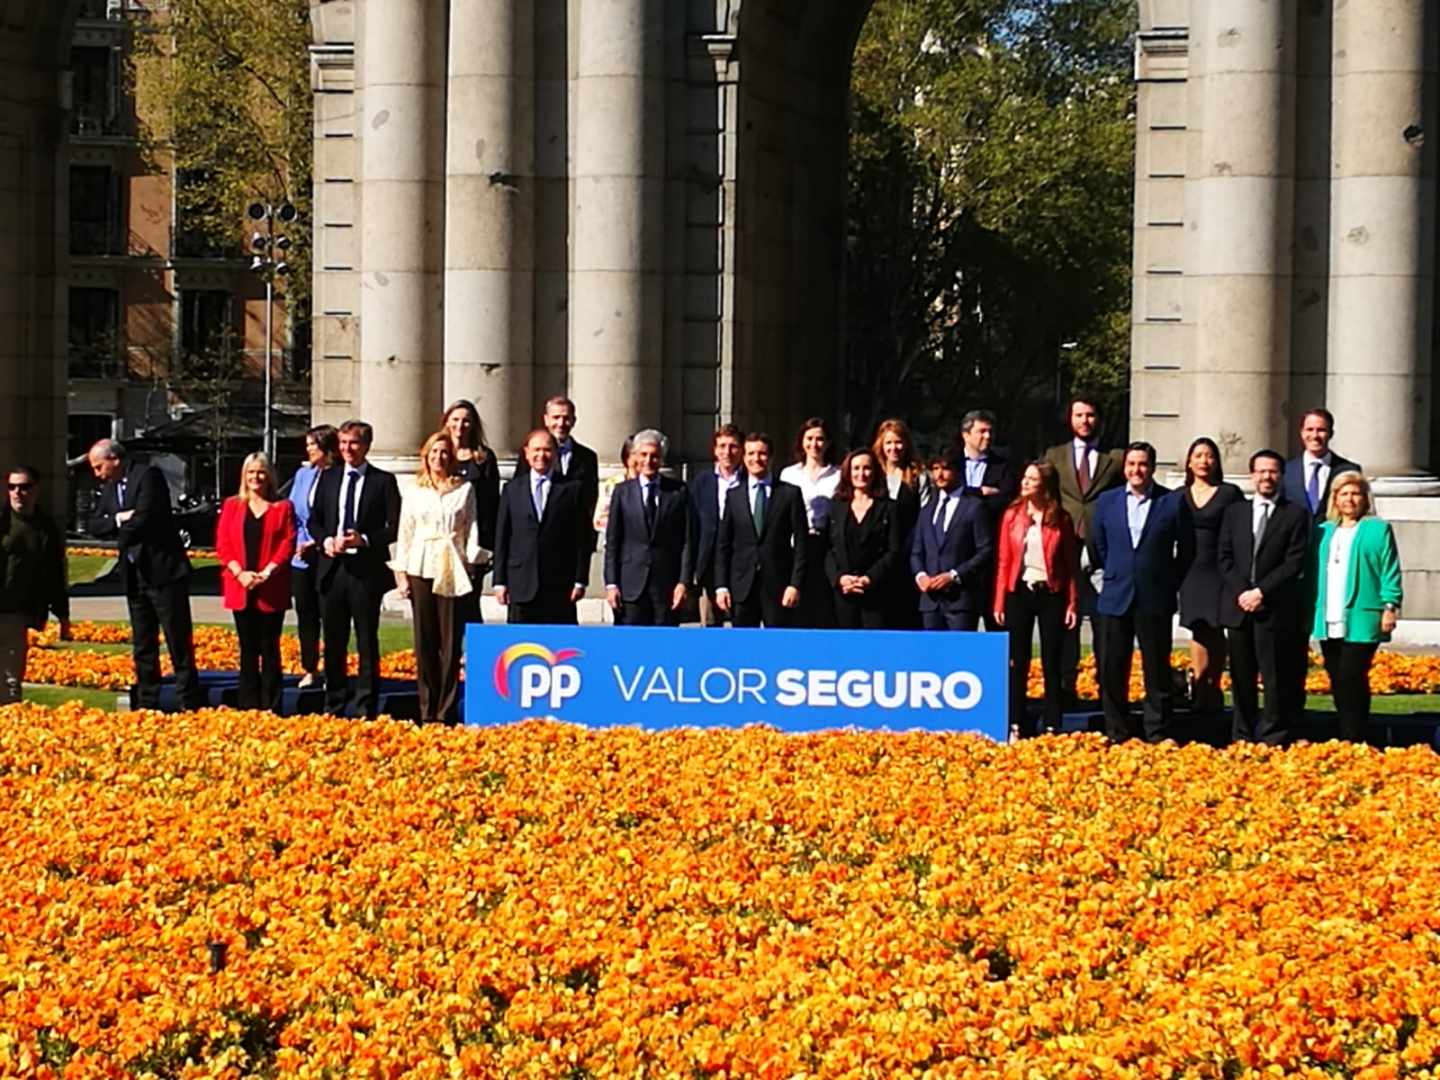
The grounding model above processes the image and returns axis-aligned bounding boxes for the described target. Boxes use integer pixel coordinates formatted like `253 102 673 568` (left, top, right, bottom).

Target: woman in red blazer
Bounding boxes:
993 461 1079 738
217 452 296 711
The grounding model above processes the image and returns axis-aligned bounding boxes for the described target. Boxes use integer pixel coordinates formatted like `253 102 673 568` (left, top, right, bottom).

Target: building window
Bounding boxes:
180 289 237 363
70 165 124 256
68 287 124 379
71 45 125 137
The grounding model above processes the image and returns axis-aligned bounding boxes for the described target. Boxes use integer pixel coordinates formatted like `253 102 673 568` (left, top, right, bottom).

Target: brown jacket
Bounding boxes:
1040 441 1124 541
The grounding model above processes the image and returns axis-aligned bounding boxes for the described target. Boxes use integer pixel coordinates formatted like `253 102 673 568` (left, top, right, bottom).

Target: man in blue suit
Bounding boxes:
1092 441 1194 742
910 451 994 630
1282 408 1361 524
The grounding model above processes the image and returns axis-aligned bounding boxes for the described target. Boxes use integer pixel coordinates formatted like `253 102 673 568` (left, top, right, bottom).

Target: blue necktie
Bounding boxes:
343 470 360 533
1306 462 1321 513
753 482 768 534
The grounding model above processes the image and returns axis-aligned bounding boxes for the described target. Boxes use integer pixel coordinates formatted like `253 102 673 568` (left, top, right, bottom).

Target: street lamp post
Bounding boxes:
246 200 298 460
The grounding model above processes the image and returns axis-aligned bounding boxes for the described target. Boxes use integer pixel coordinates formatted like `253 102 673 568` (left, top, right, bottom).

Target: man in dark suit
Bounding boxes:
689 423 744 626
1092 441 1194 743
1217 449 1311 746
956 409 1016 631
539 396 601 554
1042 396 1125 699
910 451 994 630
307 420 402 719
494 429 593 625
1282 408 1361 523
715 432 807 627
603 429 695 626
86 439 203 710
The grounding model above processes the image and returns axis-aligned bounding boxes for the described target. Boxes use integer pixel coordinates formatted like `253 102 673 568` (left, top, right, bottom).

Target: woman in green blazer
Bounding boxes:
1312 471 1402 742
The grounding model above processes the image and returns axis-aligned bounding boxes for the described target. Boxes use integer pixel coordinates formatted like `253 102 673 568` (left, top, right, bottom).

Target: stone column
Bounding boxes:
444 0 534 455
356 0 446 466
1184 0 1296 473
1327 0 1438 480
569 0 665 461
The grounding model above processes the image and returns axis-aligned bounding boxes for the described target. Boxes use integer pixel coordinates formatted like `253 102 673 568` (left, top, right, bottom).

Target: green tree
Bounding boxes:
134 0 313 344
846 0 1137 451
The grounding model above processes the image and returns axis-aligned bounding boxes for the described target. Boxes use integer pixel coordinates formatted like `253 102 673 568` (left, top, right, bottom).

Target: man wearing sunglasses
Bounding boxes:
0 466 70 704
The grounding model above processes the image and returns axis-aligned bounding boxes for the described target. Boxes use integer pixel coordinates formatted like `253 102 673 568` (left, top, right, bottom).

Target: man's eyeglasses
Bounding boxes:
8 483 34 493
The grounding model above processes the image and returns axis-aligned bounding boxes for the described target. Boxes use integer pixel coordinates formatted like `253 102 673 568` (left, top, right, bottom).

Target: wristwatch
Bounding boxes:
1383 603 1401 614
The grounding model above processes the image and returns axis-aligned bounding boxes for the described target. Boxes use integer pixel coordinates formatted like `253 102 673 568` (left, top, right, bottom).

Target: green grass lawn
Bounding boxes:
23 685 125 710
67 554 114 586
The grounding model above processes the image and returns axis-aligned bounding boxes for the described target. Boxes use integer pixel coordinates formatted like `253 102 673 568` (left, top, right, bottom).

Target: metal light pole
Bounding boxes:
246 200 298 460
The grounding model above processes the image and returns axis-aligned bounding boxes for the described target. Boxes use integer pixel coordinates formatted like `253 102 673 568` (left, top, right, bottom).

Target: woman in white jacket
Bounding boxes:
391 430 487 724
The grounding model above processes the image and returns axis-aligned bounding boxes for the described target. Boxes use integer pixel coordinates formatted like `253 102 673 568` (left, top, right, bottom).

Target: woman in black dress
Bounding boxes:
1178 437 1244 717
826 449 903 628
441 399 500 623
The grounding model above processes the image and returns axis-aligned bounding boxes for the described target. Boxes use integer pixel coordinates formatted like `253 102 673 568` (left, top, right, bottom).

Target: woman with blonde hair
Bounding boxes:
1311 471 1403 743
216 451 296 710
871 418 925 628
391 431 487 724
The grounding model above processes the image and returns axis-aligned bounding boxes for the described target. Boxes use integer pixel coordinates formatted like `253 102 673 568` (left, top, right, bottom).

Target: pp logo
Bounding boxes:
493 644 583 710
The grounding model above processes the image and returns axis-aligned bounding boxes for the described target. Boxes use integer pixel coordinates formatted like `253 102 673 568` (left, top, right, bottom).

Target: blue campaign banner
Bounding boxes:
464 625 1009 738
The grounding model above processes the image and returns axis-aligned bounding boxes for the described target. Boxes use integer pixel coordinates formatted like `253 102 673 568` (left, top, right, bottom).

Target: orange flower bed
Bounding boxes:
1 705 1438 1076
26 624 417 691
67 547 217 560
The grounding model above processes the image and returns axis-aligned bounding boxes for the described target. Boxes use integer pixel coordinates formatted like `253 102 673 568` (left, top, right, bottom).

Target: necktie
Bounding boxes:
643 481 657 532
343 469 360 533
1076 447 1091 495
753 482 768 534
1307 462 1322 512
1252 501 1271 580
933 493 949 535
533 475 547 519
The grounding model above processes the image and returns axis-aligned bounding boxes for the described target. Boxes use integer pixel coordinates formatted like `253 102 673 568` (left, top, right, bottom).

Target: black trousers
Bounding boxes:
1321 639 1380 743
1004 585 1067 736
731 582 792 628
620 579 681 626
1060 557 1103 699
234 607 285 712
129 579 202 710
509 588 579 625
410 576 461 724
1097 609 1174 743
1230 616 1303 746
322 564 385 719
292 562 322 674
835 594 888 629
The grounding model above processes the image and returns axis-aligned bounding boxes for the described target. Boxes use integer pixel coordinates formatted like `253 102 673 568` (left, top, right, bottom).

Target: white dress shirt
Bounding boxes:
716 466 741 520
780 463 840 532
337 463 369 552
1125 485 1154 548
532 470 551 518
1074 438 1099 481
748 475 771 518
1303 451 1333 505
557 439 574 479
389 481 484 597
932 489 959 533
1325 524 1358 638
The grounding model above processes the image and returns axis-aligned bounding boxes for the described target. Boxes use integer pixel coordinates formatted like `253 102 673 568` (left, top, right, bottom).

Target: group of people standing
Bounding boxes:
67 393 1403 744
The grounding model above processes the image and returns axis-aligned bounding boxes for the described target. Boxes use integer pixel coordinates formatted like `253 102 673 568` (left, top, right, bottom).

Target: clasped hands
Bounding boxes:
914 571 957 594
837 575 871 596
323 529 363 557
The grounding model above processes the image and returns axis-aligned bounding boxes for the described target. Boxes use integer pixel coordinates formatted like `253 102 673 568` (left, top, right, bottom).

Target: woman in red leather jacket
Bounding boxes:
993 461 1078 738
216 453 296 711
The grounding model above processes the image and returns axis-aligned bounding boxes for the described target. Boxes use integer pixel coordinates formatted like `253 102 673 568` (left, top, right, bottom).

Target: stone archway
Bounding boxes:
0 0 82 484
